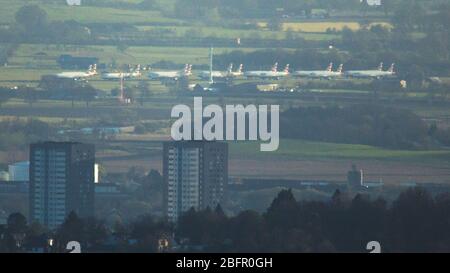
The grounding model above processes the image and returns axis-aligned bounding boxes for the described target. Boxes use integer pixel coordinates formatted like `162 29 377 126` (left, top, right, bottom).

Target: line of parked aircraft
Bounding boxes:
54 62 396 81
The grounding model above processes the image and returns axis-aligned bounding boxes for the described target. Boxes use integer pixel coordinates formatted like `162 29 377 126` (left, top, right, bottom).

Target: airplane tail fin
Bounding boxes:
388 63 395 73
228 63 233 73
237 64 243 73
88 64 97 75
378 62 384 71
337 64 344 73
187 64 193 75
326 62 333 72
272 62 278 72
135 64 141 76
284 64 290 73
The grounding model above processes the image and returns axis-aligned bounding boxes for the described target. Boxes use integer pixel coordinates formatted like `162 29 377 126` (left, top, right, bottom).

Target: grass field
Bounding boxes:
230 139 450 163
0 0 178 25
8 44 261 67
0 43 264 90
280 21 392 33
136 25 338 41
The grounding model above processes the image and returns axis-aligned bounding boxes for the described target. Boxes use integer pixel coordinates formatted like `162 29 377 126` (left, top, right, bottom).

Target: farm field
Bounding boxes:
136 25 339 41
0 0 179 25
281 21 393 32
92 139 450 184
230 139 450 162
8 44 259 67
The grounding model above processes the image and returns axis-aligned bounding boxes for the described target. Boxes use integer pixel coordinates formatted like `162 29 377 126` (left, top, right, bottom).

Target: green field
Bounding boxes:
0 0 337 42
230 139 450 162
8 44 262 67
0 43 264 91
0 0 178 25
136 25 338 41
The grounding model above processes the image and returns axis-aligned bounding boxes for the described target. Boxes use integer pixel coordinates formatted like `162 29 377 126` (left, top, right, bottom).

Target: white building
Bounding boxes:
94 163 99 183
8 161 29 182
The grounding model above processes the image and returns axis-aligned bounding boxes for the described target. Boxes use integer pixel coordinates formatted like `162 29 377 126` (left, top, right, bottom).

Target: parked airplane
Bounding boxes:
148 64 192 81
294 63 343 79
228 63 244 77
244 63 289 79
56 64 97 79
346 63 395 78
198 63 233 80
102 65 142 80
198 63 244 80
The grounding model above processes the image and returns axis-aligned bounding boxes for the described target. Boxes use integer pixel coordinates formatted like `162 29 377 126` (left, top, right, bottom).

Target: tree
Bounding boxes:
7 213 27 234
267 18 282 31
5 213 28 252
265 189 299 230
139 0 157 9
15 5 48 35
123 85 137 104
117 43 129 53
137 80 151 106
56 212 85 252
388 187 436 252
21 87 38 107
131 214 171 252
78 85 97 107
84 218 109 249
173 77 189 94
0 89 11 108
230 210 266 252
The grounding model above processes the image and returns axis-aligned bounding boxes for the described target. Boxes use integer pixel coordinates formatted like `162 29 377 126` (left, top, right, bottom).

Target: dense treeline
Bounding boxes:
217 25 450 85
280 105 450 149
0 44 16 65
177 187 450 253
0 119 54 151
173 0 450 19
212 3 450 83
0 5 313 48
3 187 450 252
174 0 395 19
0 5 91 44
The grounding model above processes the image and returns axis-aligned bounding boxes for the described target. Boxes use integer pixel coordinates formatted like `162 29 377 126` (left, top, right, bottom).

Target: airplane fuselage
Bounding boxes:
101 72 141 80
294 71 342 78
345 70 395 78
148 71 190 80
244 71 288 79
56 72 95 79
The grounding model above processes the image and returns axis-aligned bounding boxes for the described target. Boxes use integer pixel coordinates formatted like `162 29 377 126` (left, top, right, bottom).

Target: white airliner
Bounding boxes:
228 64 244 77
244 63 289 79
198 63 244 80
56 64 97 79
102 65 142 80
294 63 343 78
346 63 395 78
148 64 192 81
